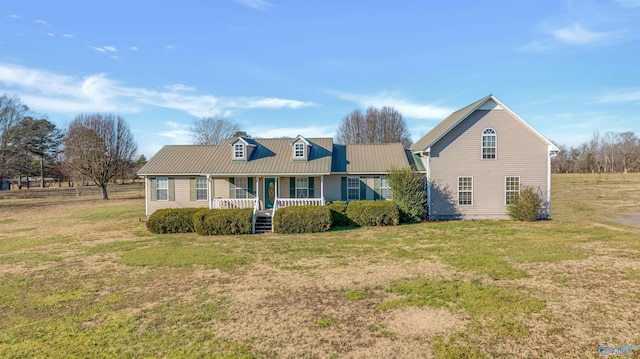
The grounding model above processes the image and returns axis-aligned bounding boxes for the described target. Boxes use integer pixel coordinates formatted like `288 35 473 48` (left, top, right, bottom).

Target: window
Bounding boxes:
196 177 207 201
505 176 520 205
380 176 392 200
482 128 496 159
156 178 168 201
234 143 244 159
458 177 473 206
347 176 360 201
294 143 304 158
295 177 308 198
235 177 248 198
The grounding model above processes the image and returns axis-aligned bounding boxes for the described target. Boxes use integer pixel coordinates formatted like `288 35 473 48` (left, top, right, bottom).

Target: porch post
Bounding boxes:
256 176 260 210
144 176 148 216
207 174 212 209
320 175 325 205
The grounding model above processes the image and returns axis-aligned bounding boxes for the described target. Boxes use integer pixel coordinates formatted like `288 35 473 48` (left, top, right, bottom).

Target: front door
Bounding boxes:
264 178 276 209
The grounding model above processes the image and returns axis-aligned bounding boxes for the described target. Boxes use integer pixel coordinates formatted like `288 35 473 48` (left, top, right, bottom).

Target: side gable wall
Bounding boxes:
429 109 549 219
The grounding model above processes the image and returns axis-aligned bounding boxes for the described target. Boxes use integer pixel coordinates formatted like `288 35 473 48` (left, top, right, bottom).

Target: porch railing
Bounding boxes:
275 197 325 208
211 198 257 209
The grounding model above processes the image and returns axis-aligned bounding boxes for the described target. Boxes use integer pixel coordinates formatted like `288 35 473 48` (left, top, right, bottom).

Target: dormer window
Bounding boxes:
234 143 244 159
294 143 304 158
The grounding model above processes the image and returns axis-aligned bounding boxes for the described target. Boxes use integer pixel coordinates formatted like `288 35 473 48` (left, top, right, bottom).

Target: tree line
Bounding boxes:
552 131 640 174
0 94 143 199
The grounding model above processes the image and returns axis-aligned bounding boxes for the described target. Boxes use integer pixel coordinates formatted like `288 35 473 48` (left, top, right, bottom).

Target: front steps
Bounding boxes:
254 210 273 233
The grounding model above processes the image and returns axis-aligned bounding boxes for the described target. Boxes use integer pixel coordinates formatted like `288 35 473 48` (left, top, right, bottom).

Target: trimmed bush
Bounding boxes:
273 205 331 234
193 208 253 235
507 185 544 221
327 201 352 227
146 208 203 234
345 200 400 227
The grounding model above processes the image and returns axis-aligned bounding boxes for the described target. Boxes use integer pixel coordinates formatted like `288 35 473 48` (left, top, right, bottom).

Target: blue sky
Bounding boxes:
1 0 639 157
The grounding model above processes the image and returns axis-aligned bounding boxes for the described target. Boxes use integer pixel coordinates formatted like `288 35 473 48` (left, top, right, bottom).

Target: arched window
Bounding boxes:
482 128 496 159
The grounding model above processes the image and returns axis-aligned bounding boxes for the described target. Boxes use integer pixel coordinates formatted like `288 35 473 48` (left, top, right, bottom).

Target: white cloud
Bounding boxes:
235 0 273 10
46 32 55 37
165 45 176 50
8 14 23 19
62 34 75 38
89 46 106 54
328 90 453 120
129 46 138 51
157 121 194 143
0 63 316 119
246 98 315 109
596 89 640 103
33 19 48 25
165 83 196 92
103 46 117 52
551 24 617 45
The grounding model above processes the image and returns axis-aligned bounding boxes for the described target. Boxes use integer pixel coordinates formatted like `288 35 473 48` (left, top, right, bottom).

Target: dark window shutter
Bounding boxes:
190 178 196 201
248 177 255 198
290 177 295 198
168 178 175 201
229 177 235 198
308 177 315 198
341 177 347 201
359 177 366 200
150 178 157 201
373 177 380 200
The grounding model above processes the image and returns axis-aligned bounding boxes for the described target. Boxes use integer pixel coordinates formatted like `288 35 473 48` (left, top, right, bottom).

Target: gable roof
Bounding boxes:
331 143 413 174
410 94 559 153
138 137 334 176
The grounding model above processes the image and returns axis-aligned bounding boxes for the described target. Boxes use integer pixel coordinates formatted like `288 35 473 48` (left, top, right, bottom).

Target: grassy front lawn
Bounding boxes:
0 174 639 357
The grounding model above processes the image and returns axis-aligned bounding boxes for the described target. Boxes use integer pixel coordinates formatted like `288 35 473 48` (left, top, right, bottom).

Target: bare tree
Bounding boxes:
336 106 412 149
63 113 137 200
0 94 30 180
191 116 242 145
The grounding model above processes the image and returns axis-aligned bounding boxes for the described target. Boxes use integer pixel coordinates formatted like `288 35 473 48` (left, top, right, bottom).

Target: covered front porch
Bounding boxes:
207 175 327 233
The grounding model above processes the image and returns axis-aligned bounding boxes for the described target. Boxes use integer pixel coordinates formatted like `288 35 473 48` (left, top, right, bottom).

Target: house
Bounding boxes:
138 94 558 229
410 94 559 220
137 135 412 231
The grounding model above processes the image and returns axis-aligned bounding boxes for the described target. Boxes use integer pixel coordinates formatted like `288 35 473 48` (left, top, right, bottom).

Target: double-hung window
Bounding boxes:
380 176 392 200
347 176 360 201
295 177 309 198
235 177 248 198
294 143 304 158
482 128 497 159
156 178 168 201
505 176 520 205
234 144 244 159
458 177 473 206
196 177 207 201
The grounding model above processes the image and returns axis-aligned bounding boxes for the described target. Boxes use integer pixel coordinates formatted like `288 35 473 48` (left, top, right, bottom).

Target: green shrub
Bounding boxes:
327 201 352 227
192 208 253 235
273 205 331 234
507 185 544 221
345 200 399 227
387 166 426 223
146 208 203 234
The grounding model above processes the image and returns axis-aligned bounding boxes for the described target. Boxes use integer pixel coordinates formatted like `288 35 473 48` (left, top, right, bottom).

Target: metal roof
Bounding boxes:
139 138 334 176
139 138 413 176
331 143 411 174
